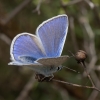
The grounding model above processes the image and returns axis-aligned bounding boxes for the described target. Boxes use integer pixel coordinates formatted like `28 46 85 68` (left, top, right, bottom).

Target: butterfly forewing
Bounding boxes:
37 15 68 57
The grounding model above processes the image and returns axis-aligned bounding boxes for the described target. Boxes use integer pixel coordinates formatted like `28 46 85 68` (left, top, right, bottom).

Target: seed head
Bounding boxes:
75 50 87 63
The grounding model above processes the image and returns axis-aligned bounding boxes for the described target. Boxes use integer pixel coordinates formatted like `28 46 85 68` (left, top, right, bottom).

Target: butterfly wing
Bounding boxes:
10 32 46 62
36 14 68 57
8 60 44 72
36 55 69 66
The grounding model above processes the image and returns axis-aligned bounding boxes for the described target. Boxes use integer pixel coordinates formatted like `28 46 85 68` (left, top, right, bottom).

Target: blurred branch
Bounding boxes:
84 0 95 9
78 8 97 74
51 85 70 100
78 7 100 100
60 0 82 7
69 17 79 52
92 6 100 23
32 0 42 15
0 0 32 26
0 33 11 45
16 74 36 100
0 95 5 100
85 0 100 23
60 0 95 9
60 0 83 14
95 65 100 71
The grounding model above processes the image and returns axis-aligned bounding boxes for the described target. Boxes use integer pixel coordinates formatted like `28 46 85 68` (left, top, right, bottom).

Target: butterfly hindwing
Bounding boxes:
36 56 69 66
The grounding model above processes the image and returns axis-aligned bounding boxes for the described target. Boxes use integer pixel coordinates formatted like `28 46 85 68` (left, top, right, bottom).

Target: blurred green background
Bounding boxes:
0 0 100 100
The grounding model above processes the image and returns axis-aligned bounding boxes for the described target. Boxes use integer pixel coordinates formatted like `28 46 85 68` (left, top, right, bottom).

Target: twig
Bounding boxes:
32 0 42 15
88 71 100 100
80 62 95 87
64 50 97 92
0 0 32 25
52 79 100 92
68 50 98 92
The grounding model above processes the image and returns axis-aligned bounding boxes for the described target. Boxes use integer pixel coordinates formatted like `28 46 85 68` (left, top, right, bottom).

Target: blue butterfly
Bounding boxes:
8 14 69 81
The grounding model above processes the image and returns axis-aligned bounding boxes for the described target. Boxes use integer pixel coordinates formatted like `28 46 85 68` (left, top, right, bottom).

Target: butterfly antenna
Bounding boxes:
68 50 75 57
63 66 80 74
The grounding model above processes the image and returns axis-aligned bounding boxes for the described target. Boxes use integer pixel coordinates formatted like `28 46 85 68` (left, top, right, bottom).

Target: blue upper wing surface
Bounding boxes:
36 14 68 57
10 33 46 62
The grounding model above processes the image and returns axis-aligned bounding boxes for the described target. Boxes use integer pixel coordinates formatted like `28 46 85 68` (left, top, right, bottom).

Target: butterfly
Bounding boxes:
8 14 69 81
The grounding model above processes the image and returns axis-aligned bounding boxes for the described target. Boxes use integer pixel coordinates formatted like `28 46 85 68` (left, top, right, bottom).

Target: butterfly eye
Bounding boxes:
57 66 62 71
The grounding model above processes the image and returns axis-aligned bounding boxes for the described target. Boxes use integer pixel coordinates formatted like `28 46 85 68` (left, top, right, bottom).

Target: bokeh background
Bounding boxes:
0 0 100 100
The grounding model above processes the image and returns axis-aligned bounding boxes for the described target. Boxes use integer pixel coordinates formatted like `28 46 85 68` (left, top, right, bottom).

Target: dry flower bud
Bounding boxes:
75 50 87 63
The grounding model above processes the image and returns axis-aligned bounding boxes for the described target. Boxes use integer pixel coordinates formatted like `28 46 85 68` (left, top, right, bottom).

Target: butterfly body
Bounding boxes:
10 55 68 77
8 14 69 79
28 65 59 77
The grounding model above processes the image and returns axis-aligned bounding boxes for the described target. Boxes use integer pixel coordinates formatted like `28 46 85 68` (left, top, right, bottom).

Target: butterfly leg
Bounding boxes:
40 74 54 82
35 73 45 82
47 74 54 81
35 73 54 82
